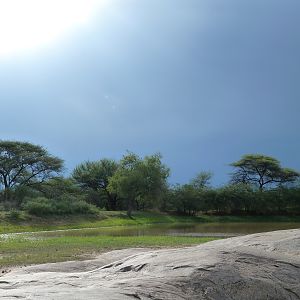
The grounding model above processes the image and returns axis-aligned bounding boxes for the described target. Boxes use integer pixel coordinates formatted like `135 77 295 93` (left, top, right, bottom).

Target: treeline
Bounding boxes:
166 180 300 216
0 141 299 216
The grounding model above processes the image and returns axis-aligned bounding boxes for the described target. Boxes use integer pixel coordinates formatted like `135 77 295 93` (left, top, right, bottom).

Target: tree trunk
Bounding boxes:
3 187 10 202
127 199 133 218
105 190 117 211
135 199 140 211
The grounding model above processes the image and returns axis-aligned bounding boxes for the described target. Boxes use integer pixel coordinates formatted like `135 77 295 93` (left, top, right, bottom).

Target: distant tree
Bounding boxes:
72 159 118 210
171 184 199 215
191 171 213 190
0 141 63 201
230 154 299 191
214 184 255 214
108 152 169 217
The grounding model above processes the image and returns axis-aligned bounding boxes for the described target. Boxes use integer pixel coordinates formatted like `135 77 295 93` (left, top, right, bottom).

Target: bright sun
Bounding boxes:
0 0 103 57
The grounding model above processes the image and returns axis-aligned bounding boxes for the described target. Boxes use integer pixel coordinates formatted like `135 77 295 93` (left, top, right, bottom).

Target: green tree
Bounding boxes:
34 177 81 199
230 154 299 191
72 159 118 210
215 184 255 214
171 184 199 215
167 172 213 215
191 171 213 190
108 152 169 217
0 141 63 201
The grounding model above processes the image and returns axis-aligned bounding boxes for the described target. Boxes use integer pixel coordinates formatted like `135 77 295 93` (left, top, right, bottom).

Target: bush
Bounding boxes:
23 195 98 216
6 209 22 220
23 197 54 216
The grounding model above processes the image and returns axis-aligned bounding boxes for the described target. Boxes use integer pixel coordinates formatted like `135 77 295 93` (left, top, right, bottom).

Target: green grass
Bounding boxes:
0 211 299 269
0 235 216 268
0 211 300 234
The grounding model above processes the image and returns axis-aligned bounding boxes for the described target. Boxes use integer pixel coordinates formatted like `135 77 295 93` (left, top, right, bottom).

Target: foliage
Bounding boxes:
72 159 118 210
0 141 63 201
169 172 214 215
0 141 299 217
167 181 300 215
35 177 81 199
6 209 22 220
23 197 54 216
190 171 213 189
170 184 199 215
213 184 254 213
108 153 169 216
230 154 299 190
23 196 98 216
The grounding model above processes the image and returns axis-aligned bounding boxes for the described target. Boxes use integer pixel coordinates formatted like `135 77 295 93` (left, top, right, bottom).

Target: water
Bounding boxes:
37 222 300 238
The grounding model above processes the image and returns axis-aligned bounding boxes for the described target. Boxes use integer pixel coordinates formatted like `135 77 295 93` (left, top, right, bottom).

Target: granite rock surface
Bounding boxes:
0 229 299 299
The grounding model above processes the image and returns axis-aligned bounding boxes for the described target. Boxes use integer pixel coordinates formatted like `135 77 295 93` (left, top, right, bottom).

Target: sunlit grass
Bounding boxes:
0 235 216 267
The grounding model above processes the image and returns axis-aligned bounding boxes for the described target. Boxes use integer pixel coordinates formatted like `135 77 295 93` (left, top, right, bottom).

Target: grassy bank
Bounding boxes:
0 234 216 268
0 211 299 269
1 211 300 234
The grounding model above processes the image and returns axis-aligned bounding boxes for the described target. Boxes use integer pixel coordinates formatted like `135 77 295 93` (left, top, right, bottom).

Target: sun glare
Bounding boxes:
0 0 103 57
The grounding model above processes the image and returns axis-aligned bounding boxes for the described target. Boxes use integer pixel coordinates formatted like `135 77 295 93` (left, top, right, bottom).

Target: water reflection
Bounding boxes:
38 222 300 238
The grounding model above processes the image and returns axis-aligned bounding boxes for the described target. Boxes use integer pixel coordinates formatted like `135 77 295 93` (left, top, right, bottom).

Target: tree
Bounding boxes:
34 177 81 199
0 141 63 201
72 159 119 210
230 154 299 191
171 184 199 215
108 152 169 217
191 171 213 190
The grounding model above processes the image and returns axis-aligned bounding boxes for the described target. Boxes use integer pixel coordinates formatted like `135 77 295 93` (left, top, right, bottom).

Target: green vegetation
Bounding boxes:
0 234 216 267
72 159 119 210
0 211 299 234
1 141 300 218
0 140 63 204
22 196 97 216
108 152 169 217
0 209 298 268
231 154 299 190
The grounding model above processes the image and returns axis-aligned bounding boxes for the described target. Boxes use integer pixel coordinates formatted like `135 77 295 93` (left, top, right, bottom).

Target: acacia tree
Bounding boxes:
0 141 63 201
108 152 169 217
72 159 119 210
230 154 299 191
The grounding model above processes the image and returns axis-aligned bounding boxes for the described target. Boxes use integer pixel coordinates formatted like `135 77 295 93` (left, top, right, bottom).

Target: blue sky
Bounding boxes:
0 0 299 185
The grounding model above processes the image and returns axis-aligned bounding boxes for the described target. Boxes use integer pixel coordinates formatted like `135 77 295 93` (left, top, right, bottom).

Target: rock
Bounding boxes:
0 229 299 299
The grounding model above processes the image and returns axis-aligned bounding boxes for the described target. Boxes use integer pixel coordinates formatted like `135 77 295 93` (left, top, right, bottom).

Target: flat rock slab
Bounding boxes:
0 229 299 299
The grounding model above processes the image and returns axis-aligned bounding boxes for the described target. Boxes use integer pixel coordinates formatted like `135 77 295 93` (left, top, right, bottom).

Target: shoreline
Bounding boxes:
1 229 299 299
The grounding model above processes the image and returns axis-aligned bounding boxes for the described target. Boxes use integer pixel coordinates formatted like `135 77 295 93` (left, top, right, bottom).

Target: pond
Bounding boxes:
37 222 300 238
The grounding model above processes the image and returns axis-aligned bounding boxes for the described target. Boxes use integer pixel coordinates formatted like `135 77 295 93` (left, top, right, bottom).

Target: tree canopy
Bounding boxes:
1 140 299 216
108 152 169 216
190 171 213 190
0 141 63 200
72 159 119 210
230 154 299 190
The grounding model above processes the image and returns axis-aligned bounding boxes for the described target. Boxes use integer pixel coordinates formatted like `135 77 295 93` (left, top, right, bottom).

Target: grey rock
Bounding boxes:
0 229 299 299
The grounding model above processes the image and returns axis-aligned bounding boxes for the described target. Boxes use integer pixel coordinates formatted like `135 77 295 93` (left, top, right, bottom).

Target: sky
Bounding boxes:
0 0 299 186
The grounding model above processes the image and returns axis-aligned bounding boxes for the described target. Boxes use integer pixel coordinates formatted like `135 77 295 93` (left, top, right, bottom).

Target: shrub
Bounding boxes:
23 197 54 216
72 199 98 214
6 209 22 220
23 195 98 216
